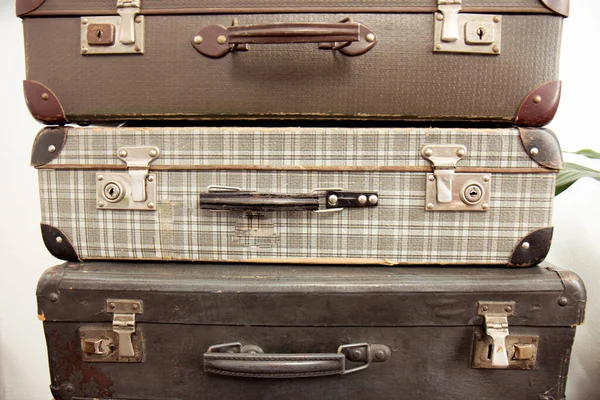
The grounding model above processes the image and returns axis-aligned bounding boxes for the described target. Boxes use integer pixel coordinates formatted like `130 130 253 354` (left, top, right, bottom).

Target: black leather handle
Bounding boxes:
200 191 319 212
204 343 391 379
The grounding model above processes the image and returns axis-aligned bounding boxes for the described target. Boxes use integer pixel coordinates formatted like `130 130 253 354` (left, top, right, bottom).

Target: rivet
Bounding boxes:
109 302 116 309
49 293 59 303
428 175 435 182
81 46 89 54
521 241 530 250
149 149 158 157
533 95 542 104
368 194 378 205
135 15 143 23
217 35 227 45
482 175 491 182
327 194 338 206
374 350 386 360
435 12 444 21
47 144 56 153
505 306 512 312
424 148 433 157
41 92 49 101
427 203 435 210
492 45 500 53
119 150 128 158
132 304 139 310
66 385 74 393
456 148 466 157
558 297 568 307
357 195 368 205
147 175 154 182
98 201 106 208
351 349 362 360
82 19 88 25
482 306 489 311
435 43 442 50
530 147 539 156
365 33 376 43
493 16 500 23
135 356 142 362
147 202 155 209
55 236 63 244
481 203 490 210
193 35 203 44
134 45 141 52
97 175 104 181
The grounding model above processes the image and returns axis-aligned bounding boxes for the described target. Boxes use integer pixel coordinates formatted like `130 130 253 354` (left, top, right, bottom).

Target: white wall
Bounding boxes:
0 1 599 398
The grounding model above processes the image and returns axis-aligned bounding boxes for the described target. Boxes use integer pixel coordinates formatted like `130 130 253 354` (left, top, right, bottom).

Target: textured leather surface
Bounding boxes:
24 13 561 122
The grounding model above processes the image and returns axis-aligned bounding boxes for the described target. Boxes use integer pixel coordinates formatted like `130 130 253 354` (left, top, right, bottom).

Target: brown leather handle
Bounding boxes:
192 20 377 58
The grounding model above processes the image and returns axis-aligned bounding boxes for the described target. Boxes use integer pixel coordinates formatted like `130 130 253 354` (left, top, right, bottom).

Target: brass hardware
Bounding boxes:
81 0 144 55
473 326 538 370
513 344 535 360
96 146 159 211
434 0 501 55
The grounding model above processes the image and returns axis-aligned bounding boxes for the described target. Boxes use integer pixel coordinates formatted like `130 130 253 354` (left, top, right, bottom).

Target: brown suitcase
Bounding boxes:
18 0 567 125
38 261 586 400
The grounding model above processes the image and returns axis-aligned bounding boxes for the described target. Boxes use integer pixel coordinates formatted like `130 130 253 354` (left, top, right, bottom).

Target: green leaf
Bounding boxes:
570 149 600 159
556 162 600 196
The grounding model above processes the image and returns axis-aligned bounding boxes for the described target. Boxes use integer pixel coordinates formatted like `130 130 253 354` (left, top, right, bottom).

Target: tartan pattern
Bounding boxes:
39 169 555 264
47 127 539 169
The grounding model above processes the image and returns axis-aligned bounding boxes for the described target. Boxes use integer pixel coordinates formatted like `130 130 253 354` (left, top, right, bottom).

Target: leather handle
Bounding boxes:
192 19 377 58
199 191 320 212
204 343 390 379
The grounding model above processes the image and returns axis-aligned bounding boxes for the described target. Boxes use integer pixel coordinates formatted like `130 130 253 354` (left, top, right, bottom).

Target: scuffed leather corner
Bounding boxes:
509 227 553 267
515 81 561 127
23 80 68 125
31 126 68 167
41 224 80 262
540 0 569 17
518 127 563 170
16 0 46 17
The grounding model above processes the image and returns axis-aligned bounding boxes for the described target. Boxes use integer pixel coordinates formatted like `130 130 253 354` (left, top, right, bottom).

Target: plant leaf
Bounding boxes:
570 149 600 159
556 162 600 196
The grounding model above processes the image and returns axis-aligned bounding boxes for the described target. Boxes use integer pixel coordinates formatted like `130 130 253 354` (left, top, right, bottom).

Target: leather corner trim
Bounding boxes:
23 80 68 125
509 227 553 267
50 383 74 400
518 127 563 170
36 264 66 311
16 0 46 17
540 0 569 17
31 127 68 167
41 224 79 262
553 269 587 325
515 81 561 127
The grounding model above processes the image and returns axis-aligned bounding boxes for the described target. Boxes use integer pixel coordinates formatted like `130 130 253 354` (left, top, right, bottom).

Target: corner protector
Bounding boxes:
41 224 79 262
518 127 564 170
515 81 561 127
23 80 68 125
540 0 570 17
509 227 553 267
31 127 68 167
50 383 74 400
550 268 587 325
16 0 46 17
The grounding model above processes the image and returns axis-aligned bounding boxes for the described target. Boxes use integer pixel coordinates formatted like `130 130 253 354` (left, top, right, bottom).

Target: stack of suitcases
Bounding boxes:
18 0 587 399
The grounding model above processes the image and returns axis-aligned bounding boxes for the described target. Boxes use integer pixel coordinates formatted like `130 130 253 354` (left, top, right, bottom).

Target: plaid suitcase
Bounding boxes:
33 125 562 266
38 261 586 400
19 0 566 125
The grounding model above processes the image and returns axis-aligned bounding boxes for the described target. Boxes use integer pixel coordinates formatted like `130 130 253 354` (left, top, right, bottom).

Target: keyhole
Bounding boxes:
108 187 115 196
469 189 478 198
487 344 493 360
477 27 485 40
96 29 103 39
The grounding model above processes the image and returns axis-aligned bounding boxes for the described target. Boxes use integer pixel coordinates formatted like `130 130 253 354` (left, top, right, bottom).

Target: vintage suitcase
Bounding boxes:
19 0 566 125
33 125 563 266
38 261 586 400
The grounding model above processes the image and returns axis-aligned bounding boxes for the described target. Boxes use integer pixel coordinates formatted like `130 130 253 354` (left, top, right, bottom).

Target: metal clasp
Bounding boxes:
477 301 513 368
106 299 143 358
81 0 144 55
96 146 159 211
437 0 462 42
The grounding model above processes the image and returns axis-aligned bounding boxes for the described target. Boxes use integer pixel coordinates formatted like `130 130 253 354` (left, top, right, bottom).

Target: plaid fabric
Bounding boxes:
48 127 539 169
39 127 554 264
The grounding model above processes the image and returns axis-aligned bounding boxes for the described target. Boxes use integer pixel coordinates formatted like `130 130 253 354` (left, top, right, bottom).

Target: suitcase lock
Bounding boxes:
471 301 539 370
81 0 145 55
96 146 159 211
422 144 491 212
434 0 502 55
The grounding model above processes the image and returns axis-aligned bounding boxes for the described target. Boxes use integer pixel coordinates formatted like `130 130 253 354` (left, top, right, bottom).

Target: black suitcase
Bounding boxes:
38 261 585 399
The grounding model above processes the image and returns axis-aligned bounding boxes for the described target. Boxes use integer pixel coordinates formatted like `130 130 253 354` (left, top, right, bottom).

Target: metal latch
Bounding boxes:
79 299 144 362
96 146 159 211
472 301 538 370
434 0 502 55
421 144 491 211
81 0 145 55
